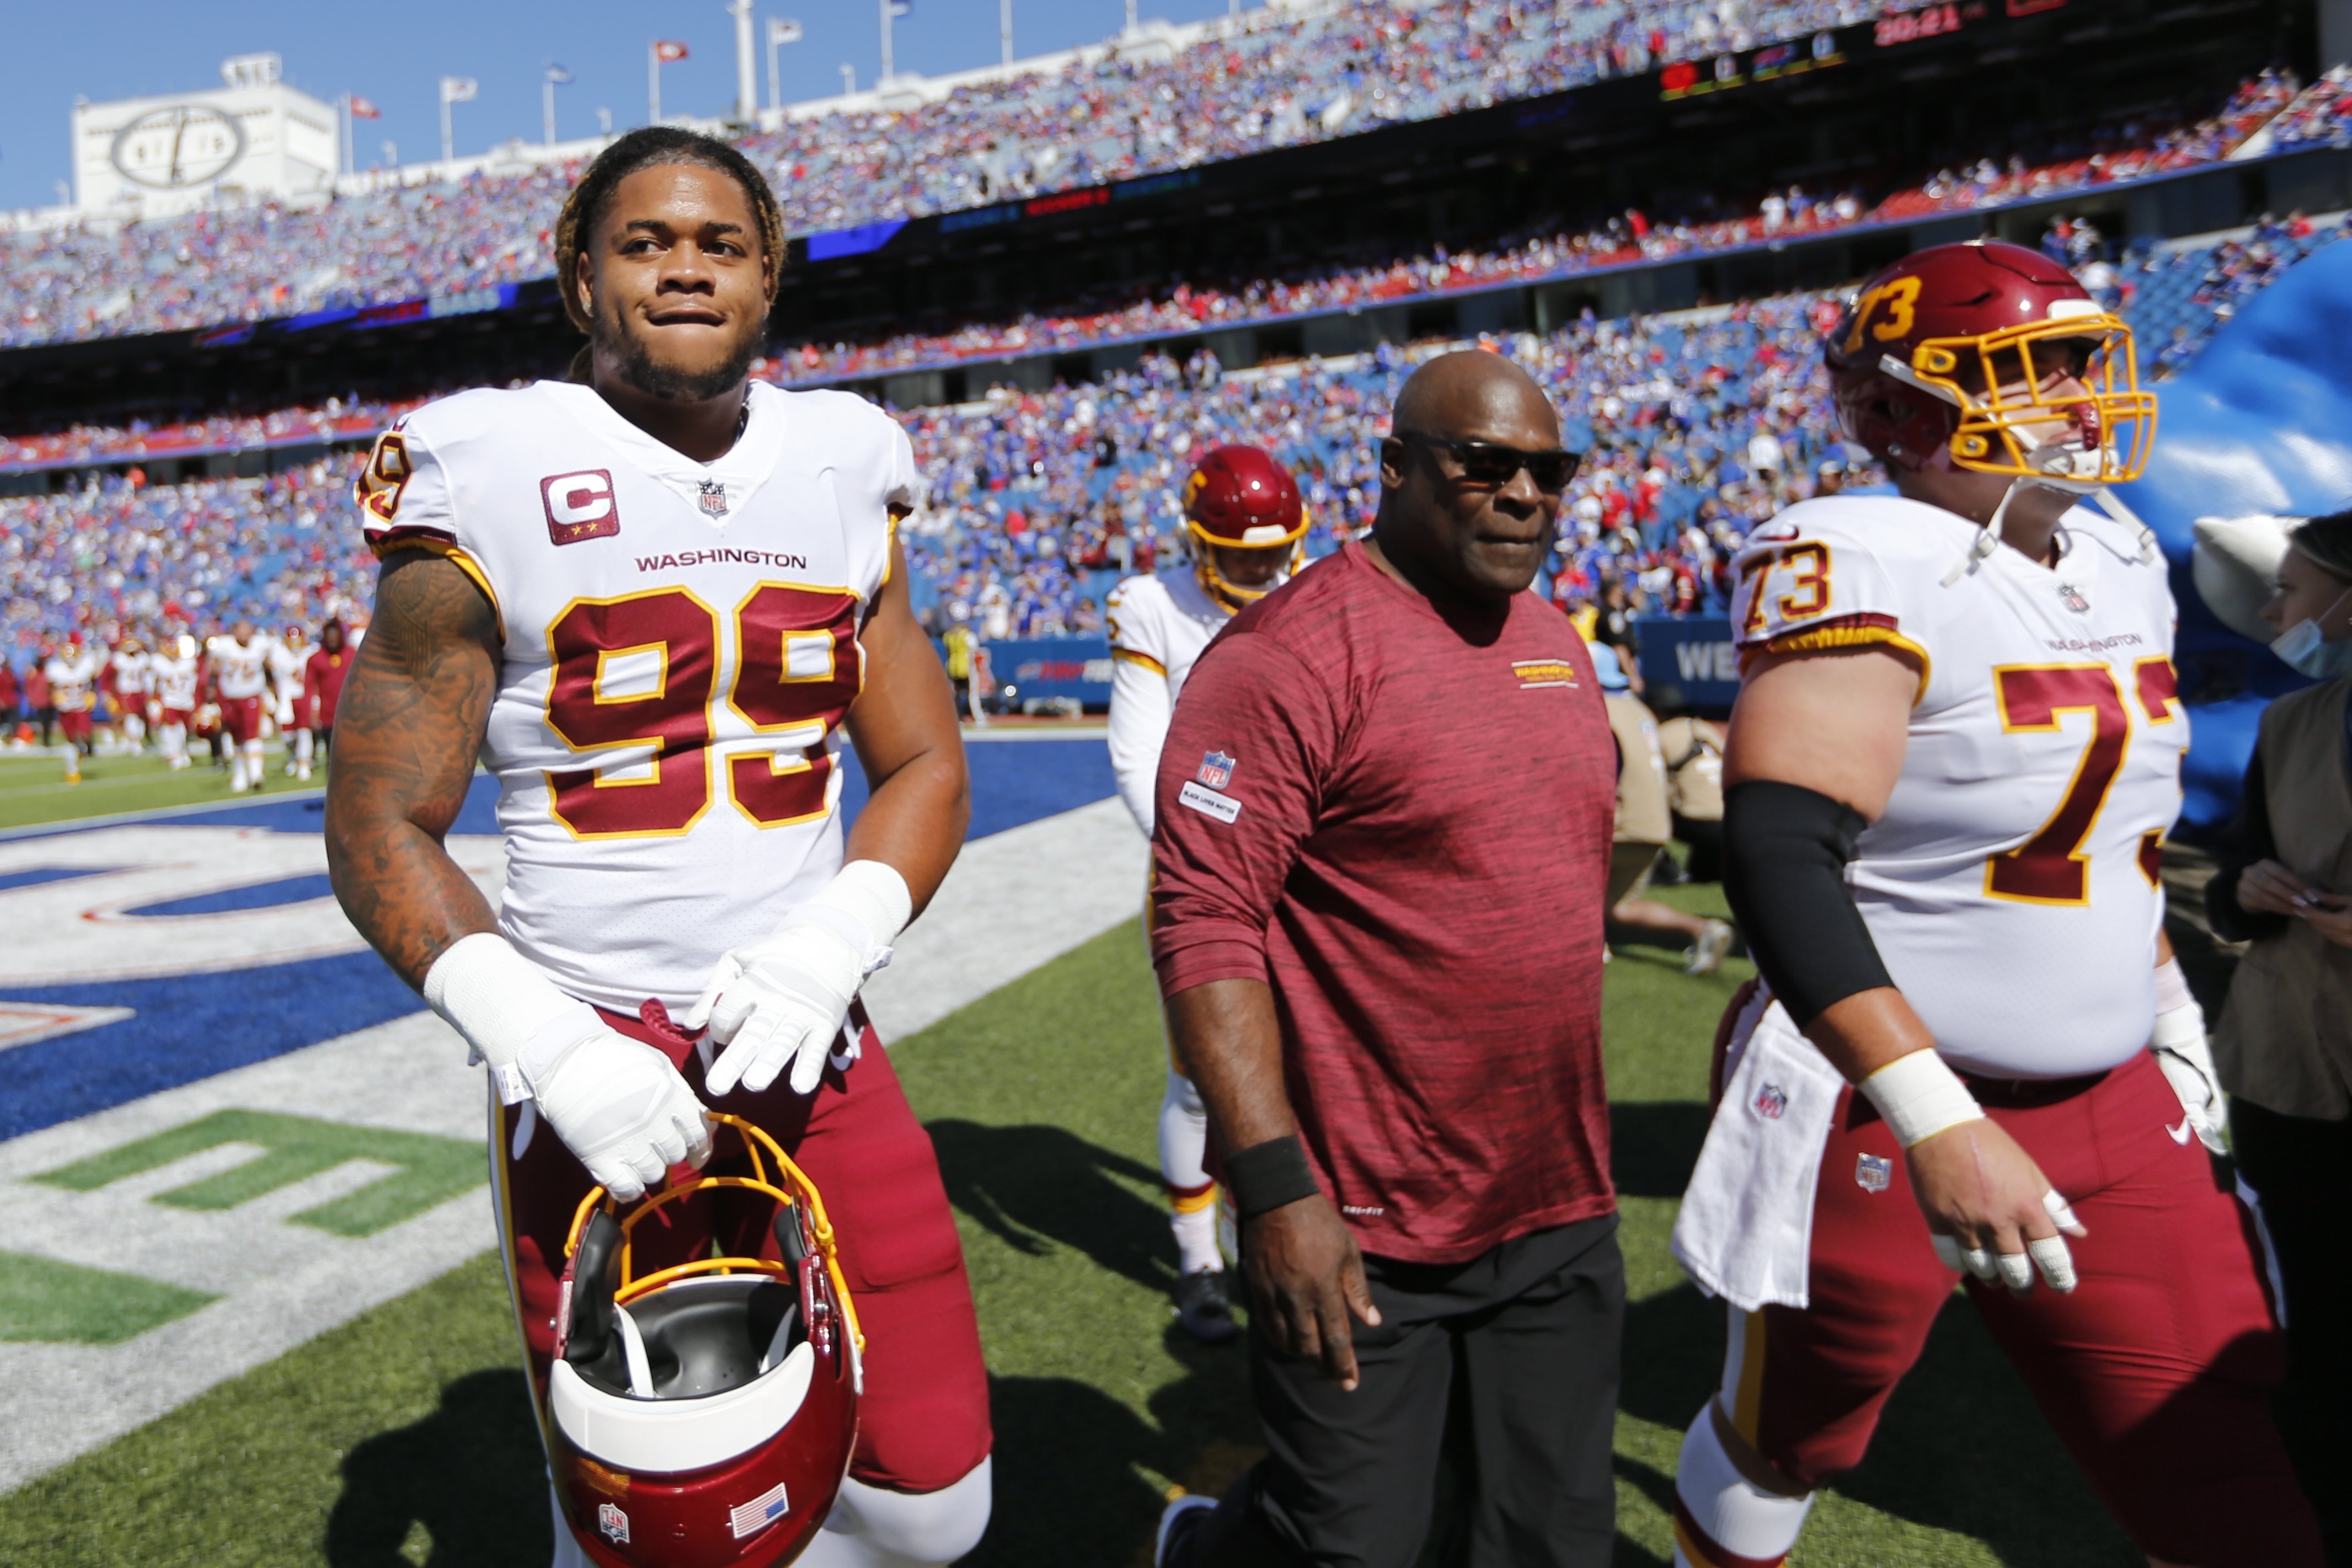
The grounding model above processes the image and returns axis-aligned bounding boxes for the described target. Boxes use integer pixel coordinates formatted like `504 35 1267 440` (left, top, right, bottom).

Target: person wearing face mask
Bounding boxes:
2206 507 2352 1564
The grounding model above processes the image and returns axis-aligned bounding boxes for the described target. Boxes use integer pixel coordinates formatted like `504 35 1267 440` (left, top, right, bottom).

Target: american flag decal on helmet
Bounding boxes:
730 1481 790 1539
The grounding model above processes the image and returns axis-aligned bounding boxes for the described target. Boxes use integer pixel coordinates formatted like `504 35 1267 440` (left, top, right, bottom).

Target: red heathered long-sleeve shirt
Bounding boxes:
1150 543 1619 1265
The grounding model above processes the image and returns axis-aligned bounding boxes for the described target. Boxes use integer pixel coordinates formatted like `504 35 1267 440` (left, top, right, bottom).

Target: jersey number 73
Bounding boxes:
1985 658 2178 905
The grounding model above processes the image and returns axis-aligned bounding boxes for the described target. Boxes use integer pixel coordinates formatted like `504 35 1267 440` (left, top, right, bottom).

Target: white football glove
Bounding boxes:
424 932 710 1202
2151 959 2227 1154
680 861 912 1098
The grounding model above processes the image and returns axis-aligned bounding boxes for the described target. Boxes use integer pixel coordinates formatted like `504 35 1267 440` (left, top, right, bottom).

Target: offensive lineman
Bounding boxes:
1667 241 2319 1567
325 127 991 1568
1106 444 1308 1342
207 621 275 793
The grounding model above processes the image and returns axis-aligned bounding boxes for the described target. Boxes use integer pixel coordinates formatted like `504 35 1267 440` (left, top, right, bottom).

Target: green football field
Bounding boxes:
0 765 2140 1565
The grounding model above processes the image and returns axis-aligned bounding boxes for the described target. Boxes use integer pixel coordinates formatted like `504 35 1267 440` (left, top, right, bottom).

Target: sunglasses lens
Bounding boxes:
1457 449 1520 485
1528 454 1575 490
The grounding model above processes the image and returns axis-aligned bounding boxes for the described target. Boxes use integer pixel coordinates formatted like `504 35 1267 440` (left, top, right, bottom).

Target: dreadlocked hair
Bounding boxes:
552 126 785 336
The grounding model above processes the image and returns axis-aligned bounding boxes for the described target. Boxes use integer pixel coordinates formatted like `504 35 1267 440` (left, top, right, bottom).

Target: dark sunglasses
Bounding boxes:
1396 431 1580 492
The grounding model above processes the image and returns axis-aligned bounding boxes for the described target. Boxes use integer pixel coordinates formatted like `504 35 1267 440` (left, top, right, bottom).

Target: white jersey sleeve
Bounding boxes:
1731 499 1926 695
1105 575 1177 837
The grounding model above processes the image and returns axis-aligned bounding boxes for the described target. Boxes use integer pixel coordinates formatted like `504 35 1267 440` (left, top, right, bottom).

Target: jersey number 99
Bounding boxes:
544 584 862 839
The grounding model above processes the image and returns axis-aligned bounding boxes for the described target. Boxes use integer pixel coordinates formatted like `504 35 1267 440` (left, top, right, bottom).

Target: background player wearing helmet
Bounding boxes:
1107 443 1308 1343
326 129 990 1568
106 637 150 751
1667 241 2316 1568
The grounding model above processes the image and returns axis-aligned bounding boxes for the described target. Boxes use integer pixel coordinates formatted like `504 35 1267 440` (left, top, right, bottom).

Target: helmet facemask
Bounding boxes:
1878 307 2155 491
1189 523 1306 613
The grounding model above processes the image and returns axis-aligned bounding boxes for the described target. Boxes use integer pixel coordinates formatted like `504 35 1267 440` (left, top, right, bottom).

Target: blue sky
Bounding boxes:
0 1 1238 213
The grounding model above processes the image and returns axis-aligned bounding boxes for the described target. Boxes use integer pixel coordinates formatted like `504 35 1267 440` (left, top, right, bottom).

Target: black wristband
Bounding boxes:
1225 1135 1321 1218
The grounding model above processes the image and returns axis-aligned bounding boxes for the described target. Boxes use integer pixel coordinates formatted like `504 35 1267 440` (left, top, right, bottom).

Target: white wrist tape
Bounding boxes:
421 932 601 1105
777 859 913 977
1861 1048 1985 1149
2153 956 2195 1018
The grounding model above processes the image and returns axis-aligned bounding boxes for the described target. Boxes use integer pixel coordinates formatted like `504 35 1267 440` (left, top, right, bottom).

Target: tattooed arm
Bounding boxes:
324 551 502 988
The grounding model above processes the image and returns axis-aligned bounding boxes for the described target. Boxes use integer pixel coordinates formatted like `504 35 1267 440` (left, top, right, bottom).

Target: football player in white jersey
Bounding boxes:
106 636 150 751
1108 443 1307 1342
1667 242 2319 1568
325 129 990 1568
269 625 316 778
149 634 201 770
206 622 275 793
43 634 99 783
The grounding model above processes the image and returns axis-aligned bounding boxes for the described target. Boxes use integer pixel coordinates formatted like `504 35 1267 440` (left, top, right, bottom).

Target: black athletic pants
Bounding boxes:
1189 1214 1624 1568
2233 1098 2352 1567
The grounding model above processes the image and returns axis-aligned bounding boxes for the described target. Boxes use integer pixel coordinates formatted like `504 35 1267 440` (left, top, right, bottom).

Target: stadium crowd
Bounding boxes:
0 0 2319 352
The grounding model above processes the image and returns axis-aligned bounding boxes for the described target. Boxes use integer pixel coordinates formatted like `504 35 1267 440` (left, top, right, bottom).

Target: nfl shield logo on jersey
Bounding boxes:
597 1502 630 1545
1752 1082 1789 1120
699 479 730 518
1198 751 1236 789
2057 582 2091 613
1856 1153 1893 1193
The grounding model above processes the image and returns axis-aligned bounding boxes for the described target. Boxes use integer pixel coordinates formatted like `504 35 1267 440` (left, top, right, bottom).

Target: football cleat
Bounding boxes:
547 1114 861 1568
1686 920 1735 977
1173 1267 1240 1344
1183 445 1308 612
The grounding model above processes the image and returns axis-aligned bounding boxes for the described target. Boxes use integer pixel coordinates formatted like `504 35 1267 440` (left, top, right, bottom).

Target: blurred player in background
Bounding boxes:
44 633 98 783
1668 240 2318 1568
1107 443 1308 1342
1592 643 1734 973
207 620 273 794
106 636 150 752
270 624 316 778
327 127 991 1568
301 619 351 770
150 633 200 771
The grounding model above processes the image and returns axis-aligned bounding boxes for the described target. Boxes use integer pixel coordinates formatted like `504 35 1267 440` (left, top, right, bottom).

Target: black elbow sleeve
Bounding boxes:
1722 779 1895 1028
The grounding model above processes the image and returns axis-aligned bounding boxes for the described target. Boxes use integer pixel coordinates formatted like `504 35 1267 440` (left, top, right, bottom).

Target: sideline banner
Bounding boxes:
1633 614 1739 714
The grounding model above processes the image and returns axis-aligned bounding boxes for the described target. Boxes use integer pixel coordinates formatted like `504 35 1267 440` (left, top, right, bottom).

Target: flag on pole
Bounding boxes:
349 95 381 119
768 19 803 44
440 76 478 104
546 65 574 84
654 40 689 62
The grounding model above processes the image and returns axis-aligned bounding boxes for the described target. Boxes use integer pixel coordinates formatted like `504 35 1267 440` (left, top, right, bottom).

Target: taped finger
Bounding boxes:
2042 1189 2086 1237
1961 1246 2001 1282
1931 1233 1965 1272
1996 1251 2034 1292
2028 1234 2078 1292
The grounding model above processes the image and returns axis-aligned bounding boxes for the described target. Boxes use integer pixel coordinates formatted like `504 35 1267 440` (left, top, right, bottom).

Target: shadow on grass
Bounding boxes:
325 1367 548 1567
928 1118 1174 1292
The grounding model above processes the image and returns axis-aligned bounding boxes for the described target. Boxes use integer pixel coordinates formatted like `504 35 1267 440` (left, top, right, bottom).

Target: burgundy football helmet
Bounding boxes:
1824 240 2153 488
1182 445 1308 611
547 1115 860 1568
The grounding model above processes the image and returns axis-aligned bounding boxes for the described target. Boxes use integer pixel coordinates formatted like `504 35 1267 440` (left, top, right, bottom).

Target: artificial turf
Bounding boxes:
0 887 2140 1565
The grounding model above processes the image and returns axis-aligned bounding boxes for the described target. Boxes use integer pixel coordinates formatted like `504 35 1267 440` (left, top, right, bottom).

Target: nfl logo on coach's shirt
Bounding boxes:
699 478 730 518
1197 751 1235 789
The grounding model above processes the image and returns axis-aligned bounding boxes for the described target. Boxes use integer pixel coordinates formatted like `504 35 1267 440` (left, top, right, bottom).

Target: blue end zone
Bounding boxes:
2114 239 2352 837
0 735 1115 1141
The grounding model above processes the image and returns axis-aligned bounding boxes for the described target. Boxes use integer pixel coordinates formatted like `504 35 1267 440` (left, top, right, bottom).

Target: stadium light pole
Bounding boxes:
878 0 910 85
543 64 573 146
1125 0 1138 34
767 17 804 111
1001 0 1013 63
839 62 857 94
439 76 477 165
